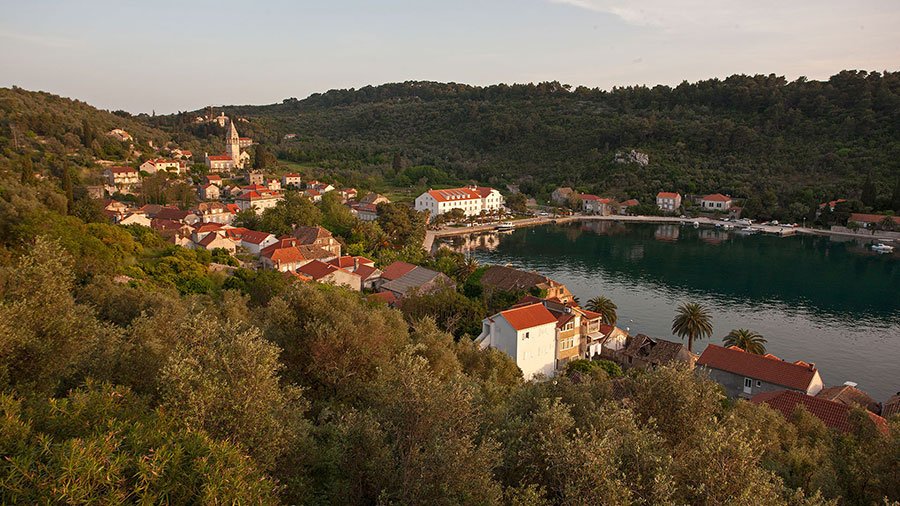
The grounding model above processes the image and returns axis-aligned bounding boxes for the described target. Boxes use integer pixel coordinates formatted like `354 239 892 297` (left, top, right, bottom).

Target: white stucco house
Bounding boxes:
414 186 504 218
476 302 558 380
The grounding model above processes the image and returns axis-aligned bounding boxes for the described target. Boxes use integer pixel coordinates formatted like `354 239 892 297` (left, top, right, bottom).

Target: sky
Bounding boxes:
2 0 898 114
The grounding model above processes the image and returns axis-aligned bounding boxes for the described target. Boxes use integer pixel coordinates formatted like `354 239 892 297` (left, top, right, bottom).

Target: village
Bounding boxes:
85 116 900 437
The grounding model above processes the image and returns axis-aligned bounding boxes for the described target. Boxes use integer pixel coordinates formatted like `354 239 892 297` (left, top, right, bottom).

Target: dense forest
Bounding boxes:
177 71 900 218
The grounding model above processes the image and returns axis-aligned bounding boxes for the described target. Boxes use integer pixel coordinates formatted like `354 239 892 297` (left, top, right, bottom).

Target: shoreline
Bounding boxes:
424 215 898 252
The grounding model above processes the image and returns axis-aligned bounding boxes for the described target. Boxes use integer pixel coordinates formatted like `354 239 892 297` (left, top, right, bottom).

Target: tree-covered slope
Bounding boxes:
208 71 900 210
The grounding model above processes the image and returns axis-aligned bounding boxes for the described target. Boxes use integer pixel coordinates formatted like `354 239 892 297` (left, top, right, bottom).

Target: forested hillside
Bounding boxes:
200 71 900 215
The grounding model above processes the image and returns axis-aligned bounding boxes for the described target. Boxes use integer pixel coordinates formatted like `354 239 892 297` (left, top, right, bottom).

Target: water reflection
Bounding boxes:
451 222 899 399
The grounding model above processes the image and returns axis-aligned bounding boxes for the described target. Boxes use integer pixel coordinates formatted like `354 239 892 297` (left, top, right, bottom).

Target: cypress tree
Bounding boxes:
860 174 877 208
62 162 74 214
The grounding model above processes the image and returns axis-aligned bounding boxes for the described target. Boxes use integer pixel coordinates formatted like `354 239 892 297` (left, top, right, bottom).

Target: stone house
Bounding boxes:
696 344 823 399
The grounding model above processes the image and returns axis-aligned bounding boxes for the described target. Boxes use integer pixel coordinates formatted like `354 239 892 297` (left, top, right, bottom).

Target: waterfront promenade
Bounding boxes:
423 214 898 252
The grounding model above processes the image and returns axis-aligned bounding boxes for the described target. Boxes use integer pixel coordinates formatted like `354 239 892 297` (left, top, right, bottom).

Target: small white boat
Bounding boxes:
692 221 700 228
495 222 515 231
871 243 895 253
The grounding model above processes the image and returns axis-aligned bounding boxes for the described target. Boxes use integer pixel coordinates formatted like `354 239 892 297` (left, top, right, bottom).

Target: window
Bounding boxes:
756 380 762 387
744 378 752 388
524 331 530 339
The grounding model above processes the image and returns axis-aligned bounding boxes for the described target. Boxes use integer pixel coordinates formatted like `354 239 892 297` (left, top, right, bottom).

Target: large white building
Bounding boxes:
414 186 504 218
235 190 283 214
476 302 558 380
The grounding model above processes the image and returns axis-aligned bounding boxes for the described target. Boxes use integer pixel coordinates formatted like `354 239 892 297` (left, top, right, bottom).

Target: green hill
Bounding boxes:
193 71 900 218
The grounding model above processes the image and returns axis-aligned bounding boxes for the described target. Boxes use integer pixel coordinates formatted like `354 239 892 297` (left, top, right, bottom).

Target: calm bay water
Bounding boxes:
447 222 900 400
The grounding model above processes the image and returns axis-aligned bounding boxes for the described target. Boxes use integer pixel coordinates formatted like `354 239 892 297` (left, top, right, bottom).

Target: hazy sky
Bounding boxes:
2 0 898 113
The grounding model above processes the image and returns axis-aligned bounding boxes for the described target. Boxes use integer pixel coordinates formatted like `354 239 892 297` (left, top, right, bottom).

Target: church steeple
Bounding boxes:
226 118 241 166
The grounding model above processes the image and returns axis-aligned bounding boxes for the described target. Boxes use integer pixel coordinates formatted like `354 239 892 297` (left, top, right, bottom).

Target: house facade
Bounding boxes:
140 159 182 175
414 187 504 218
199 184 220 200
697 344 824 399
104 167 141 189
206 154 235 171
580 194 614 215
700 193 733 212
235 190 283 214
297 260 363 291
476 303 559 380
619 199 639 215
282 174 303 187
656 192 682 213
848 213 900 229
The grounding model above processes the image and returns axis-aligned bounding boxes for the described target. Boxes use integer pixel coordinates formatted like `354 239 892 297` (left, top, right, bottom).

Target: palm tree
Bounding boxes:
671 302 713 353
586 295 618 326
456 256 479 280
723 329 767 354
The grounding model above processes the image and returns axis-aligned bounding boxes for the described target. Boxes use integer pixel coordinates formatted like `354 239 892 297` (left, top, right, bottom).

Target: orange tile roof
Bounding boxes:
698 344 818 391
268 247 307 264
752 390 889 434
207 154 232 161
499 303 558 331
427 187 483 202
702 193 732 202
656 192 680 199
620 199 639 207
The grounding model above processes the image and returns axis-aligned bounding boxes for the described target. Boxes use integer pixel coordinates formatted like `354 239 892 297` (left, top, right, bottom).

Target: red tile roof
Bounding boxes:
815 385 880 413
354 264 380 281
698 344 819 391
656 192 680 199
239 230 274 245
499 303 558 331
849 213 900 225
369 291 398 305
155 207 190 221
197 232 223 247
193 223 224 233
109 166 137 174
702 193 732 202
381 261 417 281
620 199 639 207
752 390 889 434
297 259 339 280
818 198 846 209
328 255 375 269
580 194 602 201
207 154 233 161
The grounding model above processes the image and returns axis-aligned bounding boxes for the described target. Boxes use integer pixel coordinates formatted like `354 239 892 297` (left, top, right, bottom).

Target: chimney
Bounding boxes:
354 257 359 271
